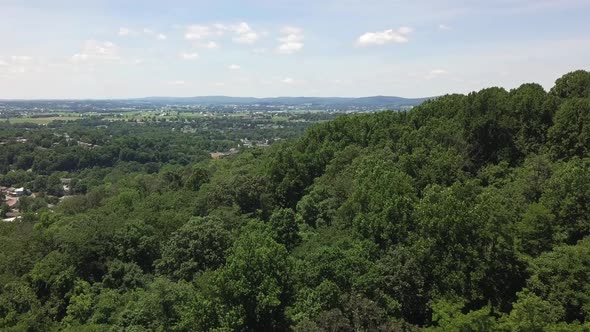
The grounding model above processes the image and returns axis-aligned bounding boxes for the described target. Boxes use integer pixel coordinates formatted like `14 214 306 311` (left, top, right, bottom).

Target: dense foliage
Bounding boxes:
2 70 590 331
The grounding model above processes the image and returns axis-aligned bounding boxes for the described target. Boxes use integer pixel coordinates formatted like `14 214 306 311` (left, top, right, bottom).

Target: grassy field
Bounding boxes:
271 116 290 122
8 116 81 124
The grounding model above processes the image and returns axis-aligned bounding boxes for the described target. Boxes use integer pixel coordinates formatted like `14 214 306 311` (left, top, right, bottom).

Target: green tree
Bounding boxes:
527 238 590 322
461 87 518 167
156 217 231 281
516 203 558 257
499 289 563 332
548 99 590 160
269 208 300 250
214 222 292 331
509 83 552 154
0 281 43 329
339 150 417 247
550 70 590 99
63 280 96 327
117 278 194 331
540 158 590 243
102 260 147 291
428 300 498 332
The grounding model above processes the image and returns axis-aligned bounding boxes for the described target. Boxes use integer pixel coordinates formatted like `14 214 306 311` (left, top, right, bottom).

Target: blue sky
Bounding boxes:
0 0 589 98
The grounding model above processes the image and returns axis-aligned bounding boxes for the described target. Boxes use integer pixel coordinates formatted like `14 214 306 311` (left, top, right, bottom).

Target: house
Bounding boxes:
61 178 72 194
5 197 18 208
2 217 16 222
77 141 95 149
4 211 19 218
59 195 75 201
211 152 224 159
210 148 238 159
14 188 26 197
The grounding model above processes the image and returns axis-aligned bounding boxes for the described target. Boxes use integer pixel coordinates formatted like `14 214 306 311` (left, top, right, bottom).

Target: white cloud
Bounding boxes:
4 66 26 74
179 52 199 60
200 41 219 49
143 28 168 40
127 58 144 65
72 40 119 62
230 22 259 44
10 56 33 63
277 26 304 54
439 24 452 30
118 27 135 36
356 26 413 46
184 22 261 45
213 23 227 31
119 27 165 40
167 80 186 86
282 77 295 84
431 69 448 75
426 69 449 79
185 25 217 40
228 64 241 70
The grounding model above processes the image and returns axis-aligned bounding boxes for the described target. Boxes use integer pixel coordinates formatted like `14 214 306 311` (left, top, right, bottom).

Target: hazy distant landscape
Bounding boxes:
0 95 429 111
138 95 430 107
0 95 429 126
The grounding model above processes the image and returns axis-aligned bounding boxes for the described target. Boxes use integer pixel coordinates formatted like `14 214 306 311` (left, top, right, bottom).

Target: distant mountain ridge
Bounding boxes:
139 95 431 107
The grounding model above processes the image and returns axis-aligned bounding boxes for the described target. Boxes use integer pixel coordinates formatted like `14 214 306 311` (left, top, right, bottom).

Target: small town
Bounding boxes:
1 178 71 222
1 185 28 222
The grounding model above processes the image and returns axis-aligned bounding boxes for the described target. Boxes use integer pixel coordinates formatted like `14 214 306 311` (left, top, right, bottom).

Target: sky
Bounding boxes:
0 0 589 99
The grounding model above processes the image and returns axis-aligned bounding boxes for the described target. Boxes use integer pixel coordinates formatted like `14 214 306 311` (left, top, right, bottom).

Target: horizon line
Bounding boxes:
0 95 433 102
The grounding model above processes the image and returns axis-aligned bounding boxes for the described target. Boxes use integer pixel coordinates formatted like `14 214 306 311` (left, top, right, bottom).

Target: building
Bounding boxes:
14 187 26 197
210 148 238 159
61 178 72 194
5 197 18 208
211 152 224 159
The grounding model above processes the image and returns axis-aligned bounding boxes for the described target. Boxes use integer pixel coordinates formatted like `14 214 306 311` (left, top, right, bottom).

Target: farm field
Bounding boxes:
7 116 81 124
